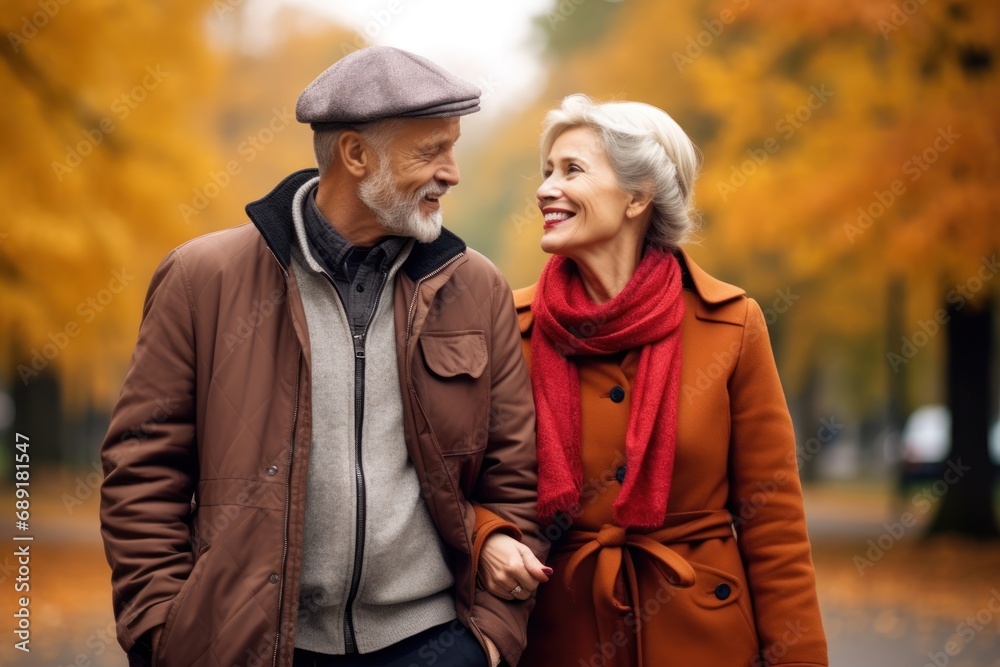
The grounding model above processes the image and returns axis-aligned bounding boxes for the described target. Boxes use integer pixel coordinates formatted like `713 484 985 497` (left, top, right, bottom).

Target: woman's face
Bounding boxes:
536 126 636 258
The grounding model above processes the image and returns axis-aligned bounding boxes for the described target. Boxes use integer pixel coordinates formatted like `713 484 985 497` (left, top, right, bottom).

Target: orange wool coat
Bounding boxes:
514 248 828 667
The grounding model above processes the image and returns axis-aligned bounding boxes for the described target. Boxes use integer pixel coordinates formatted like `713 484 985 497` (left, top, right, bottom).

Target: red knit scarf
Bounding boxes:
531 247 685 528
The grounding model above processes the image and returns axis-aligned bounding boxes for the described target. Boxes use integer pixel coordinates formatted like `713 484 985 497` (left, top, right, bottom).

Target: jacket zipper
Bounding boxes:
342 267 390 653
265 246 289 278
404 253 465 388
272 349 302 667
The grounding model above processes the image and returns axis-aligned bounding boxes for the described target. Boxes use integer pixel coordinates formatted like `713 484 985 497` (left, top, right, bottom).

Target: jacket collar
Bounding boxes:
675 246 745 306
513 246 746 331
246 167 467 281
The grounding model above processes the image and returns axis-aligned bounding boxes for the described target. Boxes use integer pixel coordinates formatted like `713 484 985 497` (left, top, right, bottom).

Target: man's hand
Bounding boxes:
477 533 552 601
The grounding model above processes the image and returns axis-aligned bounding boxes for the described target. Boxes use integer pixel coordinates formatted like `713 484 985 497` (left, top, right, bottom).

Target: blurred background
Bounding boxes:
2 0 999 664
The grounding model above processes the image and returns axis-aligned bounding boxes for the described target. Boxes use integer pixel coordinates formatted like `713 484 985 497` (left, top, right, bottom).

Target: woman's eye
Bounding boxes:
542 170 553 178
567 164 582 173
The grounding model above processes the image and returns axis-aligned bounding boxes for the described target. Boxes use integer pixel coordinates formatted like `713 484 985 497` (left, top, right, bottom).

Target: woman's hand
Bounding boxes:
477 533 553 601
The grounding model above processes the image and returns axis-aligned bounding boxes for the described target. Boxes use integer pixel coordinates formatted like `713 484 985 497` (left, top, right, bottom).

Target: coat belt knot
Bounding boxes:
596 524 626 547
557 509 736 667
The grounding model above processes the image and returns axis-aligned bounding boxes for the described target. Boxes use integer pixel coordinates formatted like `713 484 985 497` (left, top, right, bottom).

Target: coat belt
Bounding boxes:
559 509 736 667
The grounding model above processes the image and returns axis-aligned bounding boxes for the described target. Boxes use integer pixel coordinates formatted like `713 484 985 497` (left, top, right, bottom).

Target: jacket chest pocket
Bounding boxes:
417 330 490 455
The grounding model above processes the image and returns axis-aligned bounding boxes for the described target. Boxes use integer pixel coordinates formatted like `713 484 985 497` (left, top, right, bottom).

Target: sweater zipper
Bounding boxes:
404 253 464 388
272 349 301 667
343 267 389 653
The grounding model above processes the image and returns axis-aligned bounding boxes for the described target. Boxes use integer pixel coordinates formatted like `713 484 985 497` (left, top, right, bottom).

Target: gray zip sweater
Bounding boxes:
289 177 457 655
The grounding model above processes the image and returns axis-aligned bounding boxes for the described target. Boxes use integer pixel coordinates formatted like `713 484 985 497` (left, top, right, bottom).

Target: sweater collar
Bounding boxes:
288 175 415 281
246 168 467 280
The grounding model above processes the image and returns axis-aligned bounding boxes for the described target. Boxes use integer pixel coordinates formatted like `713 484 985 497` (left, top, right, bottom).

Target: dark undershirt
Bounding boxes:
302 187 408 335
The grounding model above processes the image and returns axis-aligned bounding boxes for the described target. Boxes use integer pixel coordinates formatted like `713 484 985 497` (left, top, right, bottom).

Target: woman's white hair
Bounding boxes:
540 94 701 249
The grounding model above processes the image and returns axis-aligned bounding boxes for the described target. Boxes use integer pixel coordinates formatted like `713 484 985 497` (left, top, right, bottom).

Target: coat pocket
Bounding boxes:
420 330 488 379
417 331 491 456
687 560 760 656
154 542 217 667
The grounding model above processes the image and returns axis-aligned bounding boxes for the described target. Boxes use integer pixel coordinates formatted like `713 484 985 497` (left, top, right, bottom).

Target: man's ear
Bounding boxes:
338 130 374 178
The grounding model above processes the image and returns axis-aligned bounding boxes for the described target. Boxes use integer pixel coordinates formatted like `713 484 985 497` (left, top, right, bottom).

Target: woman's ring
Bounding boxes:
511 585 522 596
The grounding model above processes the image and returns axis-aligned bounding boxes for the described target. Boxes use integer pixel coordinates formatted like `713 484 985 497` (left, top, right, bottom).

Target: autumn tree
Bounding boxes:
0 2 385 464
1 0 223 460
688 0 1000 538
454 0 999 536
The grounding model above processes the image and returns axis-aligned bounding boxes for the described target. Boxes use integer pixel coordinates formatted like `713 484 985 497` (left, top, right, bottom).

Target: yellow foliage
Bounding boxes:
0 1 364 412
457 0 998 411
1 0 222 411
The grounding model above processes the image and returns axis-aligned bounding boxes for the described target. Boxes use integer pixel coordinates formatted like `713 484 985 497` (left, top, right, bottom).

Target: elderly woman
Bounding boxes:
510 95 829 667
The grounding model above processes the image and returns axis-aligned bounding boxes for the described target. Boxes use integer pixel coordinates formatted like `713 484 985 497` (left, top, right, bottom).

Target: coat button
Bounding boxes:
356 283 365 292
715 583 731 600
269 573 280 584
616 465 626 483
609 386 626 403
266 465 278 476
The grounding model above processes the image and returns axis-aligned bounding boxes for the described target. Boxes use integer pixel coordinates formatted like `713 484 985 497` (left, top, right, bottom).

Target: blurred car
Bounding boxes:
898 404 1000 487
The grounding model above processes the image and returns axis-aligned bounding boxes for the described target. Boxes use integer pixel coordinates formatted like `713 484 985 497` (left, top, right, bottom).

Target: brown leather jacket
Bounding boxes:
99 169 545 667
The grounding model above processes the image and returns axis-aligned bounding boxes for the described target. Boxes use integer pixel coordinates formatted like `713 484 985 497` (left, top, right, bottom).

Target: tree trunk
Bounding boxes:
927 294 998 539
886 278 907 437
9 368 64 465
886 277 907 497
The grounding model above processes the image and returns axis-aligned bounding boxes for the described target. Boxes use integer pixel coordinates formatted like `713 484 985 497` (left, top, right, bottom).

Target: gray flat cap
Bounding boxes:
296 46 481 131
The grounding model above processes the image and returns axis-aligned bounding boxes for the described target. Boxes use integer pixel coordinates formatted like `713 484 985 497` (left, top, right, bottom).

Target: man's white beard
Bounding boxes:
358 159 447 243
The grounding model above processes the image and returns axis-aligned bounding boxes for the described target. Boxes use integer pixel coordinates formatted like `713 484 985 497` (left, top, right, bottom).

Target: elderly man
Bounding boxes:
100 46 548 667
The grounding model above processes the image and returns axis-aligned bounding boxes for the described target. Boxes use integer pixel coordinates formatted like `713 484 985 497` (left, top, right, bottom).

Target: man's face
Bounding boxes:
358 117 462 243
